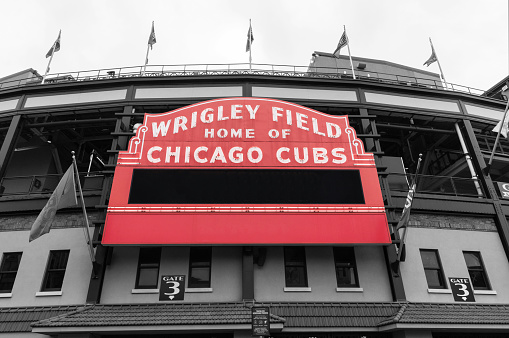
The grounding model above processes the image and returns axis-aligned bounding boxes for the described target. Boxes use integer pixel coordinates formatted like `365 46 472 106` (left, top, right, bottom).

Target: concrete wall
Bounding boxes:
402 225 509 303
0 228 93 308
254 246 393 302
100 246 243 304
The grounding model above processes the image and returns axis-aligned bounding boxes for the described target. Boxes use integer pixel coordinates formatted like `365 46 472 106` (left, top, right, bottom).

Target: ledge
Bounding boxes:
185 288 213 293
427 288 452 294
0 293 12 298
284 287 311 292
474 290 497 295
35 291 62 297
131 289 158 294
336 287 363 292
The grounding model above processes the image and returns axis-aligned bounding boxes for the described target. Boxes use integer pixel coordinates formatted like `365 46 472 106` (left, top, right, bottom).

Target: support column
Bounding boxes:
359 107 406 301
87 105 134 304
461 119 509 262
242 247 255 300
0 114 23 181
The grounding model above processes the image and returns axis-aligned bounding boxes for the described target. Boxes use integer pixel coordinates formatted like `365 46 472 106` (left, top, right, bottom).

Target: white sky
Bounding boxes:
1 0 507 91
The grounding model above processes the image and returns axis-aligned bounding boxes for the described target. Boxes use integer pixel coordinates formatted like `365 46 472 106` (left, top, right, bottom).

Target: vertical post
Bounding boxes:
455 122 483 196
344 25 356 80
42 46 56 84
242 247 255 300
249 19 253 72
0 115 23 181
72 151 95 263
429 38 447 89
143 43 150 76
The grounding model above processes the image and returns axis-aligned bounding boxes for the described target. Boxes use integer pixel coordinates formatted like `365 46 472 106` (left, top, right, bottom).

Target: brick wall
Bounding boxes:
408 213 497 232
0 212 100 231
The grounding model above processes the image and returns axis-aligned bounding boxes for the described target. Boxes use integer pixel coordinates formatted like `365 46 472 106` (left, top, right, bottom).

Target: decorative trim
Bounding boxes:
474 290 497 295
336 287 363 292
131 289 159 294
35 291 63 297
284 287 312 292
0 293 12 298
427 288 452 294
185 288 213 293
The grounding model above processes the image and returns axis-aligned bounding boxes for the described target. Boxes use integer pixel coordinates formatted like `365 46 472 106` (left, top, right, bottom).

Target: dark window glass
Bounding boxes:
188 247 211 288
129 169 365 205
0 252 22 293
333 247 359 287
463 251 490 290
420 249 445 289
135 247 161 289
41 250 69 291
284 247 308 287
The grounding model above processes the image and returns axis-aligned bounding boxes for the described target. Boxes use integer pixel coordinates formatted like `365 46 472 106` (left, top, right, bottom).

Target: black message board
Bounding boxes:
252 307 270 336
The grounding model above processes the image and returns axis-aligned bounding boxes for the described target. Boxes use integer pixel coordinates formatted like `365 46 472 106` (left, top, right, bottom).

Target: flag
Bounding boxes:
333 31 348 57
492 112 509 138
29 165 77 241
45 30 61 58
395 179 416 231
423 41 437 67
148 21 156 49
246 22 254 52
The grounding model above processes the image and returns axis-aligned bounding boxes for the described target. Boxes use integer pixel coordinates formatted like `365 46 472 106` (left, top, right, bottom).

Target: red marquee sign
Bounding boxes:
102 97 390 245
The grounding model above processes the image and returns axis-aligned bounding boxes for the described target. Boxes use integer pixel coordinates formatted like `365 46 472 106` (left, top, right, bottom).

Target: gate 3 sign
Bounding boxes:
449 277 475 302
103 97 390 245
159 275 185 301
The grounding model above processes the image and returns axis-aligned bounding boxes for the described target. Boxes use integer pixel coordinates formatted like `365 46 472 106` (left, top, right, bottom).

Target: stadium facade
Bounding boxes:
1 53 509 338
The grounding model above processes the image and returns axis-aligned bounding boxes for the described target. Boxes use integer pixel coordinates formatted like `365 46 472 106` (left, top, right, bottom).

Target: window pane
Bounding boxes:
420 251 439 268
42 251 69 291
285 247 305 263
137 268 159 288
43 271 66 291
464 252 490 290
285 266 307 287
424 269 444 288
0 273 16 292
464 252 482 269
469 270 489 289
336 267 357 286
334 247 358 287
136 248 161 289
190 267 211 287
1 253 22 272
188 247 211 288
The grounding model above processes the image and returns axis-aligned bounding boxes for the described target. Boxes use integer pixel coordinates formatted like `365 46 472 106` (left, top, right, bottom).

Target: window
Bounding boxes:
463 251 490 290
333 247 359 287
188 247 212 288
135 247 161 289
0 252 22 293
41 250 69 292
420 249 446 289
284 247 308 287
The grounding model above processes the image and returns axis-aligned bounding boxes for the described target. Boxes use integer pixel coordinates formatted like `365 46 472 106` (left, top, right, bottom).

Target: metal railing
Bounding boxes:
0 173 104 197
386 173 485 198
0 63 487 96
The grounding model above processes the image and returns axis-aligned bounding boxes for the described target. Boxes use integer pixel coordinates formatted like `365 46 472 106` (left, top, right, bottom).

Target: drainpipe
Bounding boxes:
455 123 483 197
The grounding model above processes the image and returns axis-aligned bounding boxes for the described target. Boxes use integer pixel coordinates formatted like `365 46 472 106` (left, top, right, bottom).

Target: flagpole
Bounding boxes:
344 25 356 80
249 19 252 72
71 151 95 263
396 154 422 263
485 98 509 174
429 38 447 89
143 43 150 76
42 30 60 84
